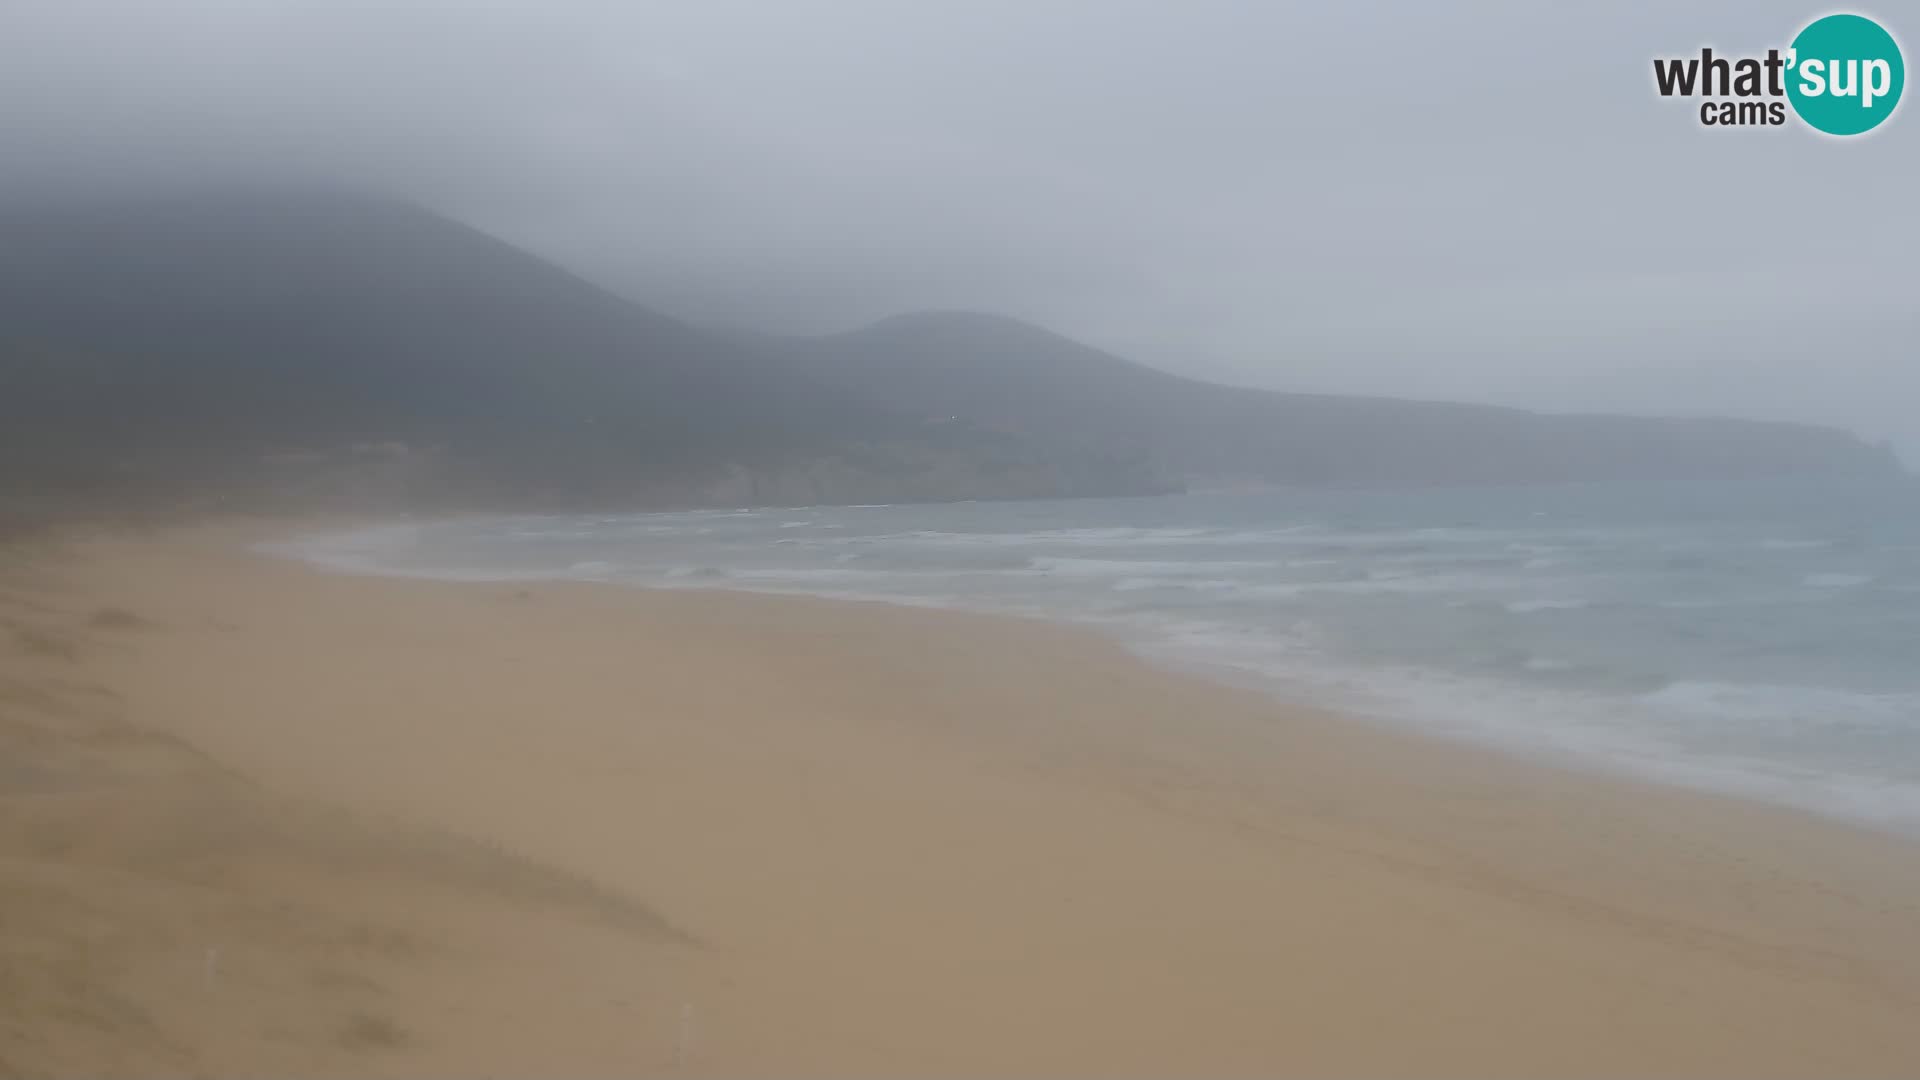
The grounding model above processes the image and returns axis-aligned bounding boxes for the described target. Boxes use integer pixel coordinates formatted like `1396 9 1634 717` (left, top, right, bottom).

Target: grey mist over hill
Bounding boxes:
0 192 1160 511
783 312 1900 489
5 1 1917 473
0 192 1902 514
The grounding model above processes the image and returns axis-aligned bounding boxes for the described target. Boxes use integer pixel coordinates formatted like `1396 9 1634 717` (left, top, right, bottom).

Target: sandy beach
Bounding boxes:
5 523 1920 1077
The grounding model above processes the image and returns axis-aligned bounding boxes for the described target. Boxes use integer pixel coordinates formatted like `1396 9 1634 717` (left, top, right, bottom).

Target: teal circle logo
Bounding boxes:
1786 14 1904 135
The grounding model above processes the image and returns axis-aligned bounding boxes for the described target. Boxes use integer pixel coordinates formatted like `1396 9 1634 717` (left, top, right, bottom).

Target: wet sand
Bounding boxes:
5 523 1920 1077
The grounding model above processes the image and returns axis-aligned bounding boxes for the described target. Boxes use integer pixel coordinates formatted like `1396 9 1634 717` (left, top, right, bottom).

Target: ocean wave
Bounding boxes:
1803 572 1874 588
1109 576 1243 593
1028 556 1275 578
1503 598 1591 614
273 494 1920 834
845 526 1306 549
1639 680 1920 729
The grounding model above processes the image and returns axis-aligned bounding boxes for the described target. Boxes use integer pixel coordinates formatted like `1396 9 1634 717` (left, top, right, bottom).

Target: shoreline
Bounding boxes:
7 523 1920 1075
281 516 1920 842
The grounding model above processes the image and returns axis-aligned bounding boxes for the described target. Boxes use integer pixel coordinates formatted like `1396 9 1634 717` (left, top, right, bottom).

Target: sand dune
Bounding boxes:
5 524 1920 1077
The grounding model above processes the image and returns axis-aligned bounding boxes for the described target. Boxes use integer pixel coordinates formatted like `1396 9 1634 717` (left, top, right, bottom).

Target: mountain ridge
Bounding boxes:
0 190 1900 514
779 308 1901 490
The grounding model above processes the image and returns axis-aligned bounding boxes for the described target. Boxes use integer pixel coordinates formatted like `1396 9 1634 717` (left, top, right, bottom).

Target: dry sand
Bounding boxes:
5 522 1920 1077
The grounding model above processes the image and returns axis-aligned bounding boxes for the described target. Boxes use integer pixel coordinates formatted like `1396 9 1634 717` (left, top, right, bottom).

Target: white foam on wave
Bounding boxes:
1125 634 1920 832
261 522 427 574
1109 576 1244 594
1504 598 1591 614
1639 680 1920 730
836 525 1321 549
1803 572 1874 588
726 566 929 585
271 510 1920 834
1245 570 1548 600
1027 555 1276 578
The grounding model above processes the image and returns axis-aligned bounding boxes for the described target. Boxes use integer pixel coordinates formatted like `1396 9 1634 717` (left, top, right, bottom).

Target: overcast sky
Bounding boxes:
4 1 1915 457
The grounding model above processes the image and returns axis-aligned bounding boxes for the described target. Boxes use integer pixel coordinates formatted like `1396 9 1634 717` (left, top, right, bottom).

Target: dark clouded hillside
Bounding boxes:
2 1 1915 460
1 191 1897 512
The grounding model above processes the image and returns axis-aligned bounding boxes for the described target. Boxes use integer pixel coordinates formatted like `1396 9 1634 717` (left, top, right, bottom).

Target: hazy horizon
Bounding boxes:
4 1 1914 458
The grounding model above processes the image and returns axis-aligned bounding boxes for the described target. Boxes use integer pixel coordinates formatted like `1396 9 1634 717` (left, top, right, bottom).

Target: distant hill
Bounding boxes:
782 311 1903 488
0 192 1152 511
0 191 1900 515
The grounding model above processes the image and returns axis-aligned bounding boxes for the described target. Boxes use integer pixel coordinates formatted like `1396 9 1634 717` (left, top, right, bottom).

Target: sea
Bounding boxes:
281 478 1920 833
